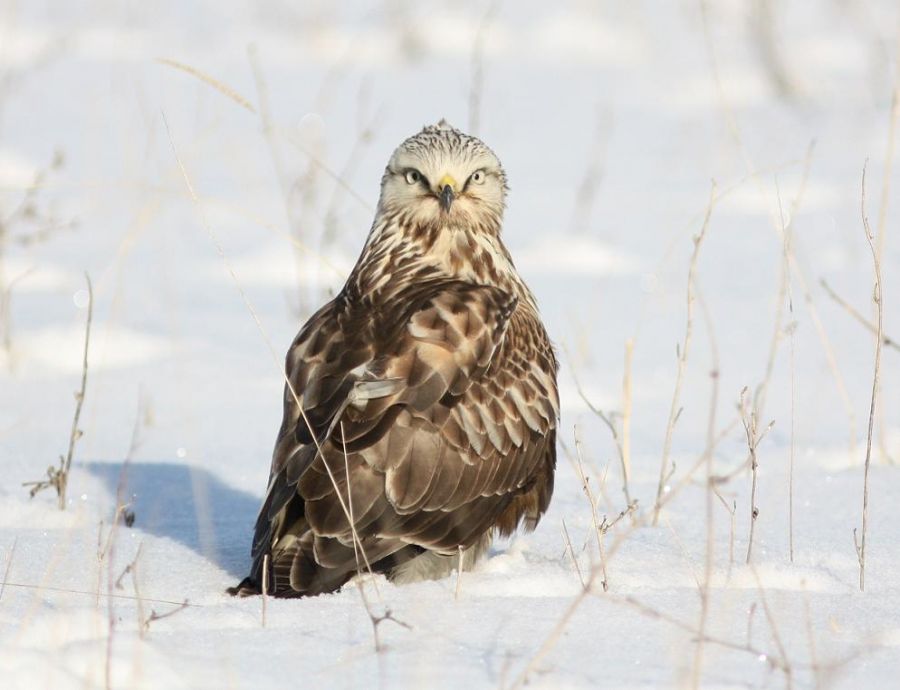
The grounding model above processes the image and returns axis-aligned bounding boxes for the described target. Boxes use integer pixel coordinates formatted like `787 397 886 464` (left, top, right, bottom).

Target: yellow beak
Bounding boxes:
438 174 457 191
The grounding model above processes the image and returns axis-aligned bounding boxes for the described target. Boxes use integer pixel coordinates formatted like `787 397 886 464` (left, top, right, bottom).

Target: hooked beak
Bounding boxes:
440 184 455 212
438 174 456 212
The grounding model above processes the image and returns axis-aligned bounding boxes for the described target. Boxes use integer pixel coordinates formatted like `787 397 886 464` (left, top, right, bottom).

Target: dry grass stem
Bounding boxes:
507 583 592 689
340 422 379 597
355 580 411 653
752 146 812 431
455 546 464 600
468 0 500 135
855 162 883 592
570 108 611 235
751 0 799 100
739 387 775 564
157 58 256 112
247 46 318 315
612 594 794 676
621 339 634 487
702 3 857 451
776 181 798 563
570 368 632 508
561 519 585 588
691 282 720 689
802 591 821 687
0 580 196 607
162 113 376 587
507 497 641 689
321 98 380 246
873 37 900 464
663 516 702 593
875 35 900 264
0 537 17 602
261 553 269 628
145 600 190 630
22 272 92 509
114 542 146 637
572 427 605 556
713 491 737 576
751 566 794 688
653 181 717 525
819 279 899 353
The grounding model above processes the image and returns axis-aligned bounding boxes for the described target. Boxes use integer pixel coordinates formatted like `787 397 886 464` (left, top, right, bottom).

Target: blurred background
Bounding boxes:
2 0 897 482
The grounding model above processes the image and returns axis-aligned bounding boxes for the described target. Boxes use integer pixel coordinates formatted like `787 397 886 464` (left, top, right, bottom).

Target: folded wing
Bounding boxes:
248 280 559 596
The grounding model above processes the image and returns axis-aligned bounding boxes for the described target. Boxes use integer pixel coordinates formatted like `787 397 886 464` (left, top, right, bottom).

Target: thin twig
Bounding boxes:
740 387 775 564
621 339 634 494
701 1 857 451
819 278 899 353
561 519 585 589
113 542 146 638
0 580 196 607
261 553 269 628
356 580 411 653
145 600 190 630
156 58 256 112
572 427 605 557
569 365 632 509
0 537 17 601
855 162 883 592
752 0 799 99
468 0 500 135
455 546 464 600
751 565 794 688
22 273 92 509
63 275 95 494
653 181 717 525
714 493 738 579
162 112 376 588
802 589 821 687
612 594 793 676
776 180 798 563
874 35 900 465
691 280 720 689
570 108 612 234
507 582 593 689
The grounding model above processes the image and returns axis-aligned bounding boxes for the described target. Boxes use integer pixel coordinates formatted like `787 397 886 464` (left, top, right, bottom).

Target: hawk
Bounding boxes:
230 120 559 597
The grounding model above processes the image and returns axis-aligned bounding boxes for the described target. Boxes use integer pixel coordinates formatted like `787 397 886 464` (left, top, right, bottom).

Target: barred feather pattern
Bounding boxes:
229 122 559 597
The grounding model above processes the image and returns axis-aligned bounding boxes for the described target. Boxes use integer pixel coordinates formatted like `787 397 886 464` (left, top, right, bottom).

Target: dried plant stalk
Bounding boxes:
22 273 92 509
653 182 717 525
855 163 883 592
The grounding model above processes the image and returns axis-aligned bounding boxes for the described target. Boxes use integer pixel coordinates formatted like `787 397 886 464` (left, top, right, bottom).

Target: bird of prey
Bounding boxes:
230 120 559 597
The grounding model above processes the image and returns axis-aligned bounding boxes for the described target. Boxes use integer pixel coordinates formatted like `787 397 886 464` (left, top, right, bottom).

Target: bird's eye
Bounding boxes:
470 170 486 185
405 170 421 185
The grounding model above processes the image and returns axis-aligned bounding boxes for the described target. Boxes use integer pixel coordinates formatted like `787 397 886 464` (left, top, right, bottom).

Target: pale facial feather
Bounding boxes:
379 145 506 228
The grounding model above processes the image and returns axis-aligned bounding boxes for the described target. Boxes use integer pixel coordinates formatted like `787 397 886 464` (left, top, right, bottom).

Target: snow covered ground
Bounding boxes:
1 1 899 687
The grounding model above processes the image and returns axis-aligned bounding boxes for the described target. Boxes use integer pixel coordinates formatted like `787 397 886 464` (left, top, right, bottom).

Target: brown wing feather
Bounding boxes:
242 280 558 597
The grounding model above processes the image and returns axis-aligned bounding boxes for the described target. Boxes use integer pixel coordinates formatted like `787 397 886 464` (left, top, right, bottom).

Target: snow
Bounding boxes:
1 1 899 688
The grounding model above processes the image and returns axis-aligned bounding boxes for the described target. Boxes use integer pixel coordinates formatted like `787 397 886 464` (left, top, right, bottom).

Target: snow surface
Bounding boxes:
1 1 900 688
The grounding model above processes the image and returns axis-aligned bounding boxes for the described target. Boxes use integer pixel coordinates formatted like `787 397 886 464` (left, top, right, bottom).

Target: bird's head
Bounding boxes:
378 120 508 232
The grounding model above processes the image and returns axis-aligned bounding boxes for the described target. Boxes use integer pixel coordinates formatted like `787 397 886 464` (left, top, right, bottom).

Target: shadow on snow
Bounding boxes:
84 461 259 579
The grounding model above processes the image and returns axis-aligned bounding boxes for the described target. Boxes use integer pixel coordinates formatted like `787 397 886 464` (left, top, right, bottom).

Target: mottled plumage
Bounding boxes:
230 120 559 597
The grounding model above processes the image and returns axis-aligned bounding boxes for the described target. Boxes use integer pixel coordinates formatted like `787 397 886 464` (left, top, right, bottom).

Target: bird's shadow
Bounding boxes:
83 461 259 578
